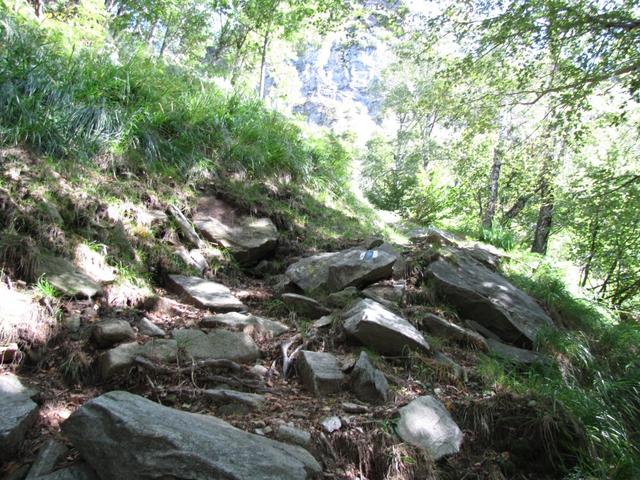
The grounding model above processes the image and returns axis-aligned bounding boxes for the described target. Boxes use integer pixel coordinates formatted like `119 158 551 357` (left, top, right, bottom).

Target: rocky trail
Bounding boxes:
1 198 563 480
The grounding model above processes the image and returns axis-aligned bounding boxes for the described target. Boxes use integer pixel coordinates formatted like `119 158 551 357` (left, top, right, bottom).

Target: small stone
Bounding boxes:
321 416 342 433
282 293 331 319
313 315 334 329
0 374 39 462
137 317 166 337
64 315 81 333
36 255 102 298
326 287 360 309
249 365 269 378
275 425 312 448
350 351 389 404
91 320 136 348
342 402 369 414
33 464 98 480
297 350 345 397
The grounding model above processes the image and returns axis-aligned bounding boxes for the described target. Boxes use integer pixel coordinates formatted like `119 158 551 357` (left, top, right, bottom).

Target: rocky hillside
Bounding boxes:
1 169 577 479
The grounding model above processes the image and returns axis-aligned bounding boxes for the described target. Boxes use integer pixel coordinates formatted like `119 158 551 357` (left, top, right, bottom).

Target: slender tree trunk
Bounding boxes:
31 0 43 17
258 29 270 99
531 187 554 254
159 27 170 59
146 19 158 48
580 208 601 287
482 132 504 230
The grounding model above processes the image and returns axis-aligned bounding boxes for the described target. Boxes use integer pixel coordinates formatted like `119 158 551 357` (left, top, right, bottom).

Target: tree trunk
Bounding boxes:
258 29 270 99
482 135 504 231
146 19 158 48
158 27 170 59
531 188 554 254
31 0 43 17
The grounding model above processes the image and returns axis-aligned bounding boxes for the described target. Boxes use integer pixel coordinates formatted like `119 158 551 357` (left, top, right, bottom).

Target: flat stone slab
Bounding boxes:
91 319 136 348
173 329 259 363
362 281 405 306
297 350 345 397
343 299 430 355
204 388 265 410
486 338 543 364
194 197 278 266
426 256 554 345
282 293 331 319
62 391 321 480
0 373 39 462
202 312 288 338
350 351 389 404
396 395 463 460
167 274 247 312
25 439 68 479
416 313 487 350
35 464 98 480
275 425 312 448
99 340 178 379
137 317 166 337
37 255 102 298
285 247 397 294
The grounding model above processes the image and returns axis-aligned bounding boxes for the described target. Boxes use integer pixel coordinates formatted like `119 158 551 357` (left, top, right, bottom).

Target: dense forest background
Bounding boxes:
1 0 640 478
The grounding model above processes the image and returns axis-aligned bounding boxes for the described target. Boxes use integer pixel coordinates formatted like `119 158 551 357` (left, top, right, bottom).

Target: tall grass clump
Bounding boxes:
0 5 352 190
483 255 640 478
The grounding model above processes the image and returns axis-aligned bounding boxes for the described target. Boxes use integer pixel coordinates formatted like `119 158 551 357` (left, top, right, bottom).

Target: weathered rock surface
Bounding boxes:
35 464 98 480
362 281 405 309
350 351 389 404
91 319 136 348
136 317 166 337
396 396 463 460
426 256 554 345
0 373 39 462
486 338 543 364
167 274 247 312
313 315 334 329
37 255 102 298
320 416 342 433
25 439 68 479
297 350 345 397
326 287 360 308
62 391 321 479
204 388 265 410
99 340 178 379
343 299 430 355
282 293 331 319
416 313 488 350
194 197 278 265
202 312 288 338
285 247 396 294
173 329 259 363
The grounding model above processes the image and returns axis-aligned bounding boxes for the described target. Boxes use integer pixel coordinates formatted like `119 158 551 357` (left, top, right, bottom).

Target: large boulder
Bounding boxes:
415 313 487 350
173 329 260 363
62 391 321 480
343 299 430 355
396 396 463 460
167 274 247 312
426 256 553 345
0 373 39 462
285 248 397 295
91 319 136 348
282 293 331 319
194 197 278 266
486 338 543 364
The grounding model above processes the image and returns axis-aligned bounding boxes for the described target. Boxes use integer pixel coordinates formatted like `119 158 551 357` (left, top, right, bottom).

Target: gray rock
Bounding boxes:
426 256 554 345
396 396 463 460
194 197 278 266
297 350 345 397
326 287 360 309
416 313 488 350
73 244 117 284
35 464 98 480
202 312 288 338
137 317 166 337
350 351 389 404
313 315 334 329
62 391 321 480
362 281 405 309
343 299 430 355
36 255 102 298
409 227 459 246
91 319 135 348
173 329 259 363
0 374 39 462
167 274 247 312
249 364 270 378
285 247 396 295
204 389 265 410
282 293 331 319
26 439 68 479
377 242 406 278
461 243 502 270
342 402 369 414
320 416 342 433
0 343 21 364
99 340 178 379
486 338 543 364
464 319 502 341
275 425 312 448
